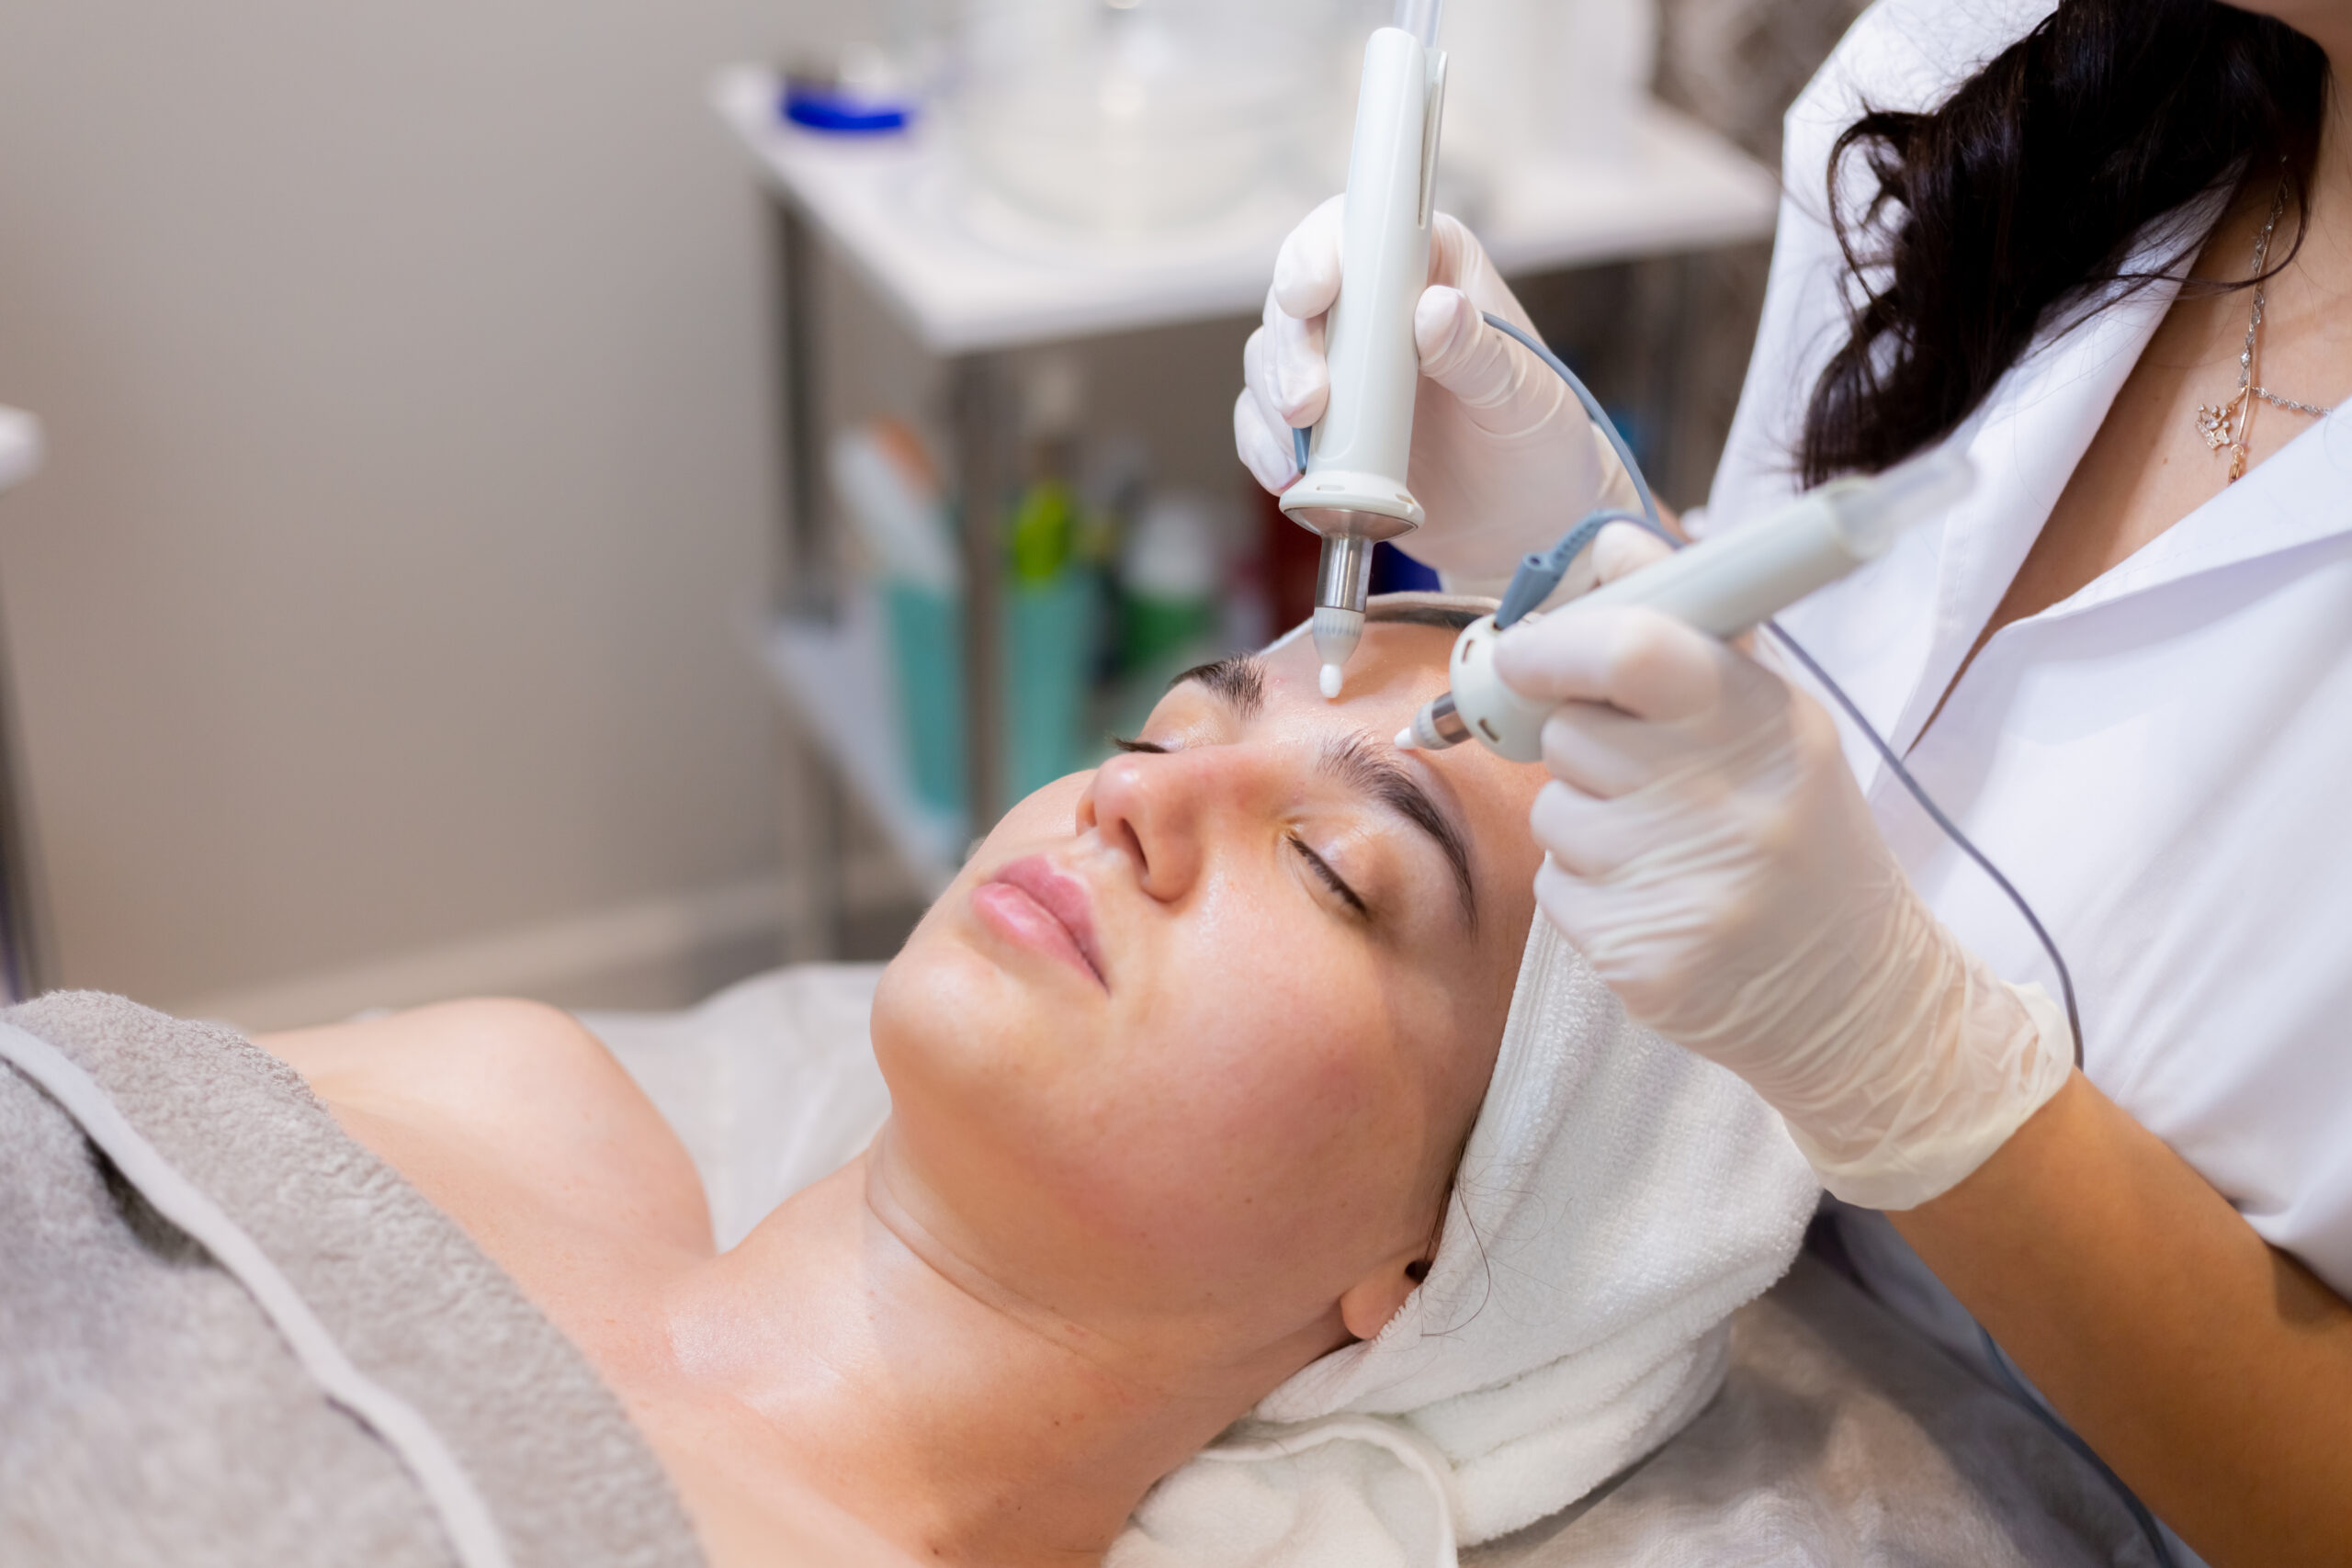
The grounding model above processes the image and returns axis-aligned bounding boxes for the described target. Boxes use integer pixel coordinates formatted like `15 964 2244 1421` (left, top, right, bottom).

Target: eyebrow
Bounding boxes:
1318 733 1478 932
1169 653 1266 719
1169 655 1476 928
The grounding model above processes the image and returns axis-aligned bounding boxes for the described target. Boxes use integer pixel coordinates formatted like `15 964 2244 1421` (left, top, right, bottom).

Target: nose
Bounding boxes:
1079 747 1263 904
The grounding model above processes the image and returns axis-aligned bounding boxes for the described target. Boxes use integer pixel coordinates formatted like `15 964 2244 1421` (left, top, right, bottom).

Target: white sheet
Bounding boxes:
579 964 892 1250
574 964 2155 1566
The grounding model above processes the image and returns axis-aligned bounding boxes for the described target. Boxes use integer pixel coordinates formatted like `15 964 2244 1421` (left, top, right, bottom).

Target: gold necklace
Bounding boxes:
2195 181 2335 483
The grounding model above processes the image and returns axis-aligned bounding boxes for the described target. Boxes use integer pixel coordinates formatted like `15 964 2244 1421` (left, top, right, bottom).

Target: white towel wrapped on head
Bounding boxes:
1113 914 1820 1566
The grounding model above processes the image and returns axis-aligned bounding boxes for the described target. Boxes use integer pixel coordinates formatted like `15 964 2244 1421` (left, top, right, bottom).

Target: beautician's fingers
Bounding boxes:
1529 770 1721 880
1238 328 1306 486
1526 780 1645 881
1532 856 1657 992
1242 320 1277 415
1543 521 1677 615
1587 521 1675 587
1531 856 1706 1021
1411 286 1577 442
1235 387 1297 493
1241 314 1317 446
1537 702 1700 799
1533 855 1611 939
1238 195 1342 491
1241 317 1298 432
1270 195 1345 321
1261 288 1329 428
1425 210 1539 307
1532 856 1585 936
1424 210 1488 293
1494 606 1734 723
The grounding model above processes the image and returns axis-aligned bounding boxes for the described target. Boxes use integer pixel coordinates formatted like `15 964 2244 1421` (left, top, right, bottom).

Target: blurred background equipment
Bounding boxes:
953 0 1337 232
0 405 47 1004
722 0 1804 954
0 0 1862 1022
784 40 922 133
1435 0 1657 206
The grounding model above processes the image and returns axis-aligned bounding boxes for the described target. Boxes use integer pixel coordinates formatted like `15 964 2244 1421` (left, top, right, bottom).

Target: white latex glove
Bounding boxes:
1235 197 1634 589
1491 606 2074 1211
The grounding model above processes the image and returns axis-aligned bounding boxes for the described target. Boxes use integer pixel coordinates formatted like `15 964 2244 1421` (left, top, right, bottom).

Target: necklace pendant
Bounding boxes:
2194 401 2237 450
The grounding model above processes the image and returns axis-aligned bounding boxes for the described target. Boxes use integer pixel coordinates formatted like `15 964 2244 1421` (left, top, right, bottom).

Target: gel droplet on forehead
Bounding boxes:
1309 605 1363 701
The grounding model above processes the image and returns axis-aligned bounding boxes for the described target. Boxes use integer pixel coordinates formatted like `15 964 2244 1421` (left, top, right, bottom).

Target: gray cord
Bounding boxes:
1763 621 2083 1066
1479 315 1663 531
1977 1324 2179 1567
1292 292 2134 1551
1481 310 2146 1554
1496 511 1645 629
1291 309 2082 1066
1474 309 2082 1066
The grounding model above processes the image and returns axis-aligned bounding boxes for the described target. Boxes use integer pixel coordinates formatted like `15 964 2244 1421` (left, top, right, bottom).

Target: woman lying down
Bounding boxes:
0 598 1818 1568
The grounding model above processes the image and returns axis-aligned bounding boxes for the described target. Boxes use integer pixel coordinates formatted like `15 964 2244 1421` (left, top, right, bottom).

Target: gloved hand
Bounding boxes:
1491 607 2075 1211
1235 197 1634 588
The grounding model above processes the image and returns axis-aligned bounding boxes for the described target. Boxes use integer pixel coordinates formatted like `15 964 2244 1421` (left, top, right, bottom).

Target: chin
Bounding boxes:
872 922 1063 1100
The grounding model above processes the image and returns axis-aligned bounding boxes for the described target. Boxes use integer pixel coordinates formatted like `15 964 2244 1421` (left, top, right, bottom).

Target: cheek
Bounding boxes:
871 908 1091 1106
872 823 1490 1304
1044 883 1435 1266
989 772 1090 844
871 772 1101 1091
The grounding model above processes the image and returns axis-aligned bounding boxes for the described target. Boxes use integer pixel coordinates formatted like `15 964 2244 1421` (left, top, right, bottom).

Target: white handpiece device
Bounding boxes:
1401 448 1975 761
1281 2 1449 700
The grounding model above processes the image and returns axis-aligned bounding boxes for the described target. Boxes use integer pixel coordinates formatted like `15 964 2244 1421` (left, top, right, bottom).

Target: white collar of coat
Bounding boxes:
1848 186 2352 754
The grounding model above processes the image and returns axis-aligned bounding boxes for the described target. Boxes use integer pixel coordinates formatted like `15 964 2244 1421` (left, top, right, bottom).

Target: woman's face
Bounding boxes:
871 616 1545 1355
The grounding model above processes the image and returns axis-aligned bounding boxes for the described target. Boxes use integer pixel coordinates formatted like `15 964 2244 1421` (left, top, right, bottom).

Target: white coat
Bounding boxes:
1696 0 2352 1438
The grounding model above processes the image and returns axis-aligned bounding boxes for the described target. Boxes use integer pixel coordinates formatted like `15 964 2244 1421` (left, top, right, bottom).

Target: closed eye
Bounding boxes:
1114 734 1367 918
1289 835 1368 918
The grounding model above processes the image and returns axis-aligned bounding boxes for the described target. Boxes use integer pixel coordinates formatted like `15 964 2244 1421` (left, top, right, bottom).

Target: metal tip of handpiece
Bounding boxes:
1405 690 1472 751
1311 605 1364 701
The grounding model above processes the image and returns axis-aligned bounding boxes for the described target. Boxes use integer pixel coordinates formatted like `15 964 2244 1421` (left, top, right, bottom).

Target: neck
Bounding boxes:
656 1136 1299 1567
2302 17 2352 80
2187 51 2352 427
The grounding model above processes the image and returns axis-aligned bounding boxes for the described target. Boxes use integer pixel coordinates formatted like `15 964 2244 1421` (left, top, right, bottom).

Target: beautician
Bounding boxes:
1238 1 2352 1562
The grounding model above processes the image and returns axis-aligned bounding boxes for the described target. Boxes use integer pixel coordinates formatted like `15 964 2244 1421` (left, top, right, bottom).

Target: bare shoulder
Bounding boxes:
259 998 644 1142
256 998 712 1253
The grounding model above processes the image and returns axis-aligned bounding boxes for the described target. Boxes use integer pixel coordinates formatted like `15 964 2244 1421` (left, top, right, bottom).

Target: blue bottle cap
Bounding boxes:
780 79 910 135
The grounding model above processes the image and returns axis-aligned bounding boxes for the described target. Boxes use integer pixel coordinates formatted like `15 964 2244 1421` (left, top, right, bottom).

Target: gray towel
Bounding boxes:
0 991 706 1568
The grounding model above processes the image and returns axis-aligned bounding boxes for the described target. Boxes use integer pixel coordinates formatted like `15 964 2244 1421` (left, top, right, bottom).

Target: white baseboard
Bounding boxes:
177 876 796 1032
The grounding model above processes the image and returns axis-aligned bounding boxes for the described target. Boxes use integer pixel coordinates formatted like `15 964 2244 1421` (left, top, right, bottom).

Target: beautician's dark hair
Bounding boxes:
1801 0 2329 482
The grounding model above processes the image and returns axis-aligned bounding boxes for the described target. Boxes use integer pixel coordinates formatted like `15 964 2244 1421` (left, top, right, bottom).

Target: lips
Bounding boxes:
974 854 1106 988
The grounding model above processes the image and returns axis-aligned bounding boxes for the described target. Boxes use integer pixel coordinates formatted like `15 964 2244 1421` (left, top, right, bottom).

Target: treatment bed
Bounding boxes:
0 973 2159 1565
584 965 2162 1568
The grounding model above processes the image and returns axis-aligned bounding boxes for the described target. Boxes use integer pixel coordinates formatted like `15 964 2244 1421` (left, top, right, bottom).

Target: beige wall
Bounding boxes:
0 0 887 1016
0 0 1837 1024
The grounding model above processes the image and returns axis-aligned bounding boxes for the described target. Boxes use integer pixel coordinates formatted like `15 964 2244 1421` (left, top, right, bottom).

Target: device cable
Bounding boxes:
1478 312 2177 1559
1295 301 2144 1551
1477 312 2082 1067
